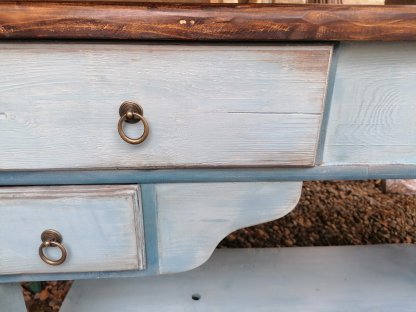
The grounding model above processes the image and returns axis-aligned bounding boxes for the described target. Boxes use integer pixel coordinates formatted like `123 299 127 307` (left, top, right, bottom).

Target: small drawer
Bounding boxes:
0 44 332 170
0 185 144 275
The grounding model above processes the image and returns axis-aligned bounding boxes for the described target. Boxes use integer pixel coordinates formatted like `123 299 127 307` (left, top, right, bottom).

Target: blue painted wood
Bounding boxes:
0 182 301 283
0 283 26 311
0 283 27 312
61 245 416 312
0 43 415 185
0 44 331 169
140 184 159 275
154 182 301 273
324 42 416 166
1 42 414 173
1 165 416 186
1 42 416 289
0 185 145 276
315 42 340 165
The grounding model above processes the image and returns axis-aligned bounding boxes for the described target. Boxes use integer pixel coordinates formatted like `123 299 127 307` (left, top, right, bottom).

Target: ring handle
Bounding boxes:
39 229 67 266
118 101 150 145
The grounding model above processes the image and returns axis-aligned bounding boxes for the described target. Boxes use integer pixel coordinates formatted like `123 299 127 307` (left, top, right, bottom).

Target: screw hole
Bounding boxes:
192 294 201 301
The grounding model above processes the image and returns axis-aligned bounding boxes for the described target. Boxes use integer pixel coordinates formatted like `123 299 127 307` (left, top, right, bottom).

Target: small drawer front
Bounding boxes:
0 185 144 275
0 44 332 170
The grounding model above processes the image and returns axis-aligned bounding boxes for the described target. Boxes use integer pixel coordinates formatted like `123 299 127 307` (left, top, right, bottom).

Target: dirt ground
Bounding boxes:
23 180 416 311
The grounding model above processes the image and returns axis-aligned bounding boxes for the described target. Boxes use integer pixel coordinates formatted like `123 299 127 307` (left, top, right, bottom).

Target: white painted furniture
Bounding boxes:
0 182 302 282
1 41 416 310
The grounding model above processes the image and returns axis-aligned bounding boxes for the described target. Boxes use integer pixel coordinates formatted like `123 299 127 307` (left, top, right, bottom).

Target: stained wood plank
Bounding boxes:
323 42 416 166
61 245 416 312
0 185 145 275
0 3 416 41
0 44 331 169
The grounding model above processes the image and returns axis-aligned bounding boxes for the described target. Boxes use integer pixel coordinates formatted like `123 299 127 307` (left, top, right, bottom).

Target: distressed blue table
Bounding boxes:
0 2 416 311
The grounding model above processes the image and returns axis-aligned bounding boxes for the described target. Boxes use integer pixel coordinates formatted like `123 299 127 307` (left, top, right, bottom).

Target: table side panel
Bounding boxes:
323 42 416 166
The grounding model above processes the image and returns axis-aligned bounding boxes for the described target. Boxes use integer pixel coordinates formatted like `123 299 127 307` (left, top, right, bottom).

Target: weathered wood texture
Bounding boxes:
0 3 415 41
0 185 145 275
155 182 302 273
0 44 331 169
0 182 302 282
324 42 416 166
62 245 416 312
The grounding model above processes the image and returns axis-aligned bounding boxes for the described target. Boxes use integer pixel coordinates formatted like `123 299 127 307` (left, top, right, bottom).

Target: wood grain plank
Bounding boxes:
0 44 331 169
0 185 145 275
323 42 416 166
155 182 302 273
0 3 415 41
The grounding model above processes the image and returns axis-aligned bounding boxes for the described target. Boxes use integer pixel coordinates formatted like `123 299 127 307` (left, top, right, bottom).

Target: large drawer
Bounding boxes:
0 44 332 170
0 185 144 275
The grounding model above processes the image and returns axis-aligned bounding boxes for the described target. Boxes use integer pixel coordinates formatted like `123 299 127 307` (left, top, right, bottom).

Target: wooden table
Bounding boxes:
0 2 415 310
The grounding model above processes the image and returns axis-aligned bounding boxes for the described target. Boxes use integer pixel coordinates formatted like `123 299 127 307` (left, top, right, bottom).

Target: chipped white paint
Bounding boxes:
0 44 331 170
155 182 302 273
0 185 145 275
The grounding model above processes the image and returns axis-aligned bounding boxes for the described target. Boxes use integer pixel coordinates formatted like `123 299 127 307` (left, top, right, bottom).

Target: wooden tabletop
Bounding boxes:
0 2 415 41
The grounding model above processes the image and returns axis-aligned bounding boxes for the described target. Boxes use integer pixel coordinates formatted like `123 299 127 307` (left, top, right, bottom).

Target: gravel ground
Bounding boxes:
23 180 416 311
220 180 416 248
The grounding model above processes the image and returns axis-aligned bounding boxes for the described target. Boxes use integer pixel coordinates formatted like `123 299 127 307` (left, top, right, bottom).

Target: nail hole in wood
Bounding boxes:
192 294 201 301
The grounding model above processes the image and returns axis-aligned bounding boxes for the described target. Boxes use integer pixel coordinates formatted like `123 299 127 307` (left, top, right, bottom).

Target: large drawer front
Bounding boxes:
0 185 144 275
0 44 332 170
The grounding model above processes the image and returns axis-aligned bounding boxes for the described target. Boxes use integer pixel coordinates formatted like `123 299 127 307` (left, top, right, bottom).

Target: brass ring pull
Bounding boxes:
39 229 67 266
118 101 150 145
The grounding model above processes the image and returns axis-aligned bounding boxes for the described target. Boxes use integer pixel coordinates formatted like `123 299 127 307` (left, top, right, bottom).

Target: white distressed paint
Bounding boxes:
0 44 331 169
0 185 144 275
62 245 416 312
324 42 416 166
155 182 302 273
